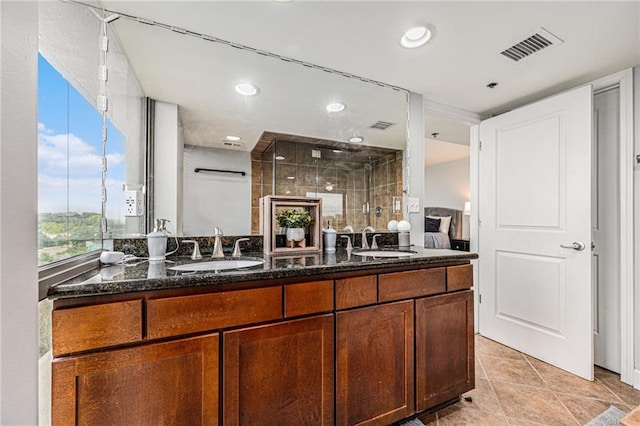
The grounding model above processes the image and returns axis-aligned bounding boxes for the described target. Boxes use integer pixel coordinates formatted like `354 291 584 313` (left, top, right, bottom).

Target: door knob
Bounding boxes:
560 241 586 251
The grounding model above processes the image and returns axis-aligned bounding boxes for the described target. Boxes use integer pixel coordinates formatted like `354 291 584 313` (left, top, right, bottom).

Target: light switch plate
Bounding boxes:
407 197 420 213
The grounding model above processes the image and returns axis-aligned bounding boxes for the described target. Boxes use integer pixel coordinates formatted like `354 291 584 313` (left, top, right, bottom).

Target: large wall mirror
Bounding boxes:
103 2 409 236
46 1 408 237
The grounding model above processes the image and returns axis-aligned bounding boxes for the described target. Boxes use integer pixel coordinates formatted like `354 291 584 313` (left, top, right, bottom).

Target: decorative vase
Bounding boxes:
286 227 306 248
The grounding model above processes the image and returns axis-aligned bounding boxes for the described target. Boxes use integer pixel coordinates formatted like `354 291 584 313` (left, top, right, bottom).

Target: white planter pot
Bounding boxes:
286 227 305 242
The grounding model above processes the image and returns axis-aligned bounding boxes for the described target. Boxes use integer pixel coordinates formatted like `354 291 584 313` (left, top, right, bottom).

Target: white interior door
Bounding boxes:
478 85 593 380
593 87 620 373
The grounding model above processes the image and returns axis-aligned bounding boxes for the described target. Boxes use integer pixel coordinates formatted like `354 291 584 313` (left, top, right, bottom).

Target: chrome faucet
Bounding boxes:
371 234 381 250
212 226 224 258
182 240 202 260
361 226 375 249
232 238 250 258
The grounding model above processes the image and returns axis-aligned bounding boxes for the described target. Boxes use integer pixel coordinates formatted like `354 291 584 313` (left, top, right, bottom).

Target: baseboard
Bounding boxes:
634 369 640 390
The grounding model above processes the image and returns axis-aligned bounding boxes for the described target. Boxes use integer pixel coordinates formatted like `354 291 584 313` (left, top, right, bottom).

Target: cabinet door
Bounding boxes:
52 334 218 426
224 314 334 426
416 290 474 411
336 301 414 426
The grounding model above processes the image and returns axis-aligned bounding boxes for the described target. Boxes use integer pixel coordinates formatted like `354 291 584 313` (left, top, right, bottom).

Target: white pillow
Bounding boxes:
427 215 451 234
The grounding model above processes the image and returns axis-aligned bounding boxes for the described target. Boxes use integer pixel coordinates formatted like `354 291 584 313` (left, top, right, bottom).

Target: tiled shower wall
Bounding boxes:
251 140 402 233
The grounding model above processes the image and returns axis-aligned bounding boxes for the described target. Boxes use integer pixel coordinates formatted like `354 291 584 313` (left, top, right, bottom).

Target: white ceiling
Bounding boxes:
100 1 639 154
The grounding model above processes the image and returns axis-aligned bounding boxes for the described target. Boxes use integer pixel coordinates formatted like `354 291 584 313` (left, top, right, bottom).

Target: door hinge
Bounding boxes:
479 141 482 151
478 294 482 304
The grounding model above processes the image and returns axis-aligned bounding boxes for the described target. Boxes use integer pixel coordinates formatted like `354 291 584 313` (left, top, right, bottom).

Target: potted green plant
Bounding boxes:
276 209 313 246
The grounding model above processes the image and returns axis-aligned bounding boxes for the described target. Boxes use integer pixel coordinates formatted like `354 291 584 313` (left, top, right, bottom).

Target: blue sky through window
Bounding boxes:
38 53 126 219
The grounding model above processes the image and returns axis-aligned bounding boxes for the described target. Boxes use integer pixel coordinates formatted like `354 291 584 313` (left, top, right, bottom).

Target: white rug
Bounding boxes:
398 418 425 426
585 405 626 426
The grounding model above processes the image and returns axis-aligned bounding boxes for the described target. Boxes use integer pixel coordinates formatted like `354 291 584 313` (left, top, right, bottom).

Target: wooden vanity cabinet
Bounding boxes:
415 290 474 411
224 314 334 426
336 301 415 426
52 334 219 426
51 261 475 425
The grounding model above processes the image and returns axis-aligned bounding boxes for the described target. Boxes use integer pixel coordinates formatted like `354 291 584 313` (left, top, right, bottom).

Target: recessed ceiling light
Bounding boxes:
400 25 434 49
225 135 241 141
287 176 296 180
275 155 286 160
332 150 342 153
348 136 364 143
235 82 259 96
326 102 346 113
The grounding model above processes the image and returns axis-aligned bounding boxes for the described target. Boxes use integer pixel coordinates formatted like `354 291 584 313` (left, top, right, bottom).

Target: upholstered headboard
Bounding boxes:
424 207 463 240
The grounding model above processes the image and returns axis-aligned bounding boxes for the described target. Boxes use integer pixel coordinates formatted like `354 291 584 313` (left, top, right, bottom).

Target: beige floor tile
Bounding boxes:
491 380 577 425
505 417 556 425
596 374 640 406
480 356 546 387
437 403 509 426
475 357 487 379
526 356 623 402
460 378 504 415
475 336 525 360
556 393 629 425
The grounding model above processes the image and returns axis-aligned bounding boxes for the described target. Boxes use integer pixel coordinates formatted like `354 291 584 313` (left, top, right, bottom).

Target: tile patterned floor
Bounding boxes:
418 335 640 425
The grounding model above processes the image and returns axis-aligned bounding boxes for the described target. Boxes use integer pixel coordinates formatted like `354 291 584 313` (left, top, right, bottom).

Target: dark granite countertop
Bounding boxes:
48 247 477 299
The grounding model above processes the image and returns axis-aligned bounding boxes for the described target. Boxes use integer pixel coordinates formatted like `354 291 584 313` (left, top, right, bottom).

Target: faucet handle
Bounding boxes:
212 226 224 237
182 240 202 260
232 238 250 258
371 234 381 250
340 235 353 251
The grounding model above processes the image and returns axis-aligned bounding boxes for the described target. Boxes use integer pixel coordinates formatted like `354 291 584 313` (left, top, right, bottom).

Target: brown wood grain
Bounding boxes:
51 334 219 426
52 300 142 357
224 314 334 425
285 280 334 317
336 301 415 426
335 275 377 309
447 264 474 291
415 290 474 410
378 268 446 302
147 286 282 339
621 405 640 426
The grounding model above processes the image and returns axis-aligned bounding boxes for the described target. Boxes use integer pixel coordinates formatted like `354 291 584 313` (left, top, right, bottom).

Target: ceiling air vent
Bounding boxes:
369 120 395 130
500 27 563 62
222 141 244 148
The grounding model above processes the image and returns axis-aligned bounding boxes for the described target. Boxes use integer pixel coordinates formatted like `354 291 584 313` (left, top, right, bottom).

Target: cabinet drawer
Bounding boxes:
335 275 377 309
447 264 473 291
52 300 142 356
285 280 333 317
378 268 446 302
147 286 283 339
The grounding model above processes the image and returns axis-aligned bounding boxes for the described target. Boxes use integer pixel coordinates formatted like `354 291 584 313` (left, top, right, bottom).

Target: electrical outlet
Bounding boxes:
407 197 420 213
124 190 144 217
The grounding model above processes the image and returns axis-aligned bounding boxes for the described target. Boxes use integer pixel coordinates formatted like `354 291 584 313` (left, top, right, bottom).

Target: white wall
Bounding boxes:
634 65 640 383
425 156 470 211
183 145 251 236
407 92 425 246
153 102 183 235
0 1 39 422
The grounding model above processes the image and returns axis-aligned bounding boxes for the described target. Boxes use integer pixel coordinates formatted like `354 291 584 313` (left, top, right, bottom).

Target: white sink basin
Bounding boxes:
169 259 265 272
352 250 416 258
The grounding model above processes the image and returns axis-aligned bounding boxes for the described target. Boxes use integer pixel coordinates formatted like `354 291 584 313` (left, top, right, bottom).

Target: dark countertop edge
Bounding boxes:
48 252 478 299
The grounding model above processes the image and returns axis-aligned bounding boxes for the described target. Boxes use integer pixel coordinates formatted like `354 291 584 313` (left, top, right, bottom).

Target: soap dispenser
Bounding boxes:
148 218 169 261
323 220 337 253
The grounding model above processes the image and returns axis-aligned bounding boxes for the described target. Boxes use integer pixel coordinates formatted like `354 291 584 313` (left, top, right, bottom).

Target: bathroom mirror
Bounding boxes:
105 2 408 235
